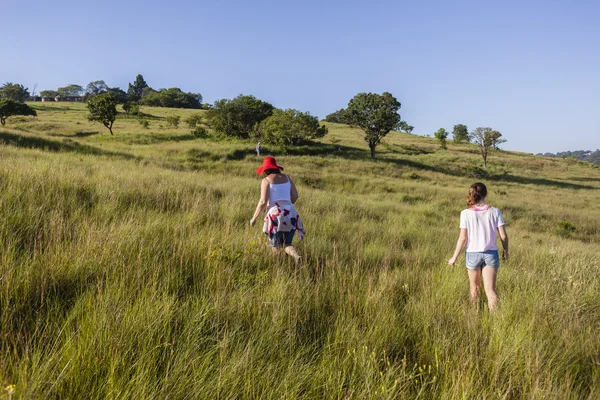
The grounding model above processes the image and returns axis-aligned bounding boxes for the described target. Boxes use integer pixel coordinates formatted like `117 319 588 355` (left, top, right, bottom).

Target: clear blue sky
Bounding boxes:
2 0 599 153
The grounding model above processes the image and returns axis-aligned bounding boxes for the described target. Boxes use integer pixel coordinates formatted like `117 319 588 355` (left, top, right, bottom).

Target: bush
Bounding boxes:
140 88 202 109
138 118 150 129
463 165 488 179
123 101 140 115
254 109 328 146
184 113 203 128
209 95 274 138
165 115 181 128
191 126 208 138
554 221 576 238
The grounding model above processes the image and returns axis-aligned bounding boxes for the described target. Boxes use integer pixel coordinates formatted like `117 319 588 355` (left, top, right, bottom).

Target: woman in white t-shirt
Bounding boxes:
448 182 509 311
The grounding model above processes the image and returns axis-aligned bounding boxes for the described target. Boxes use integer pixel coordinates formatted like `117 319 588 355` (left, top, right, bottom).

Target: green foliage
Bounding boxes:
40 90 59 99
184 113 204 128
554 220 576 237
57 84 84 98
397 121 414 133
452 124 469 143
0 82 30 102
141 88 202 109
165 115 181 128
0 99 37 125
471 127 505 167
209 94 274 139
107 87 127 104
191 126 208 137
127 74 149 102
325 108 352 124
254 109 328 146
434 128 448 149
87 93 117 134
85 80 108 97
346 92 401 159
138 118 150 129
122 101 140 115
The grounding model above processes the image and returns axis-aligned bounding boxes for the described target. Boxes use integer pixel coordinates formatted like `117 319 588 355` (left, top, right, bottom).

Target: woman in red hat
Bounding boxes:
250 156 304 263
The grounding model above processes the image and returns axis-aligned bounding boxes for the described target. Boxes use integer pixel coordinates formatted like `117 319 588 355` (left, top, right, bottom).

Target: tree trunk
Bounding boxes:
0 118 5 125
369 143 376 160
108 121 114 135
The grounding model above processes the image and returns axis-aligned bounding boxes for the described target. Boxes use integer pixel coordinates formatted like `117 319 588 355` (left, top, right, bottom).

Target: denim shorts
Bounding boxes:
466 250 499 270
268 230 295 247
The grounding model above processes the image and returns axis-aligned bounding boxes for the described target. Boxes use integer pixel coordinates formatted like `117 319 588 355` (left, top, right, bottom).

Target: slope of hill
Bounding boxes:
1 102 599 398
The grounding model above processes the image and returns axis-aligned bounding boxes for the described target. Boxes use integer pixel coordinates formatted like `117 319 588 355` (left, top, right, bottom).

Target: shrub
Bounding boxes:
123 101 140 115
191 126 208 138
254 109 328 146
554 221 576 238
184 113 203 128
209 95 274 138
138 118 150 129
165 115 181 128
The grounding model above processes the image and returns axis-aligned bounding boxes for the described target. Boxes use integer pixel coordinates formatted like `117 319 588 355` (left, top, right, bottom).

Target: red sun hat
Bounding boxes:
255 156 284 174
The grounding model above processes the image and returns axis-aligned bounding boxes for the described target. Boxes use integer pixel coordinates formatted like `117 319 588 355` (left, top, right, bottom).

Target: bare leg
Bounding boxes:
467 268 482 307
270 246 281 255
284 246 301 264
482 266 499 311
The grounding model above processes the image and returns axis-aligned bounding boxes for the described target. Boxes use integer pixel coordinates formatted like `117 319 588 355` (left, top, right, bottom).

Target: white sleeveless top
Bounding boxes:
267 178 291 208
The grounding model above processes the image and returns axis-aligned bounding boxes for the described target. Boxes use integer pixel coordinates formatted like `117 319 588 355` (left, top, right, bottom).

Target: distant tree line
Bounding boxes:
30 74 205 109
538 149 600 165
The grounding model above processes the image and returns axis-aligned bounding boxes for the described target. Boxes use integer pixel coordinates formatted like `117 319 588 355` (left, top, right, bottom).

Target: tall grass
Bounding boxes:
0 103 599 398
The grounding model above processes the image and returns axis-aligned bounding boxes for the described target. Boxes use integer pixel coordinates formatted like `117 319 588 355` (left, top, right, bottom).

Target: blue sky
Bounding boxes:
2 0 599 153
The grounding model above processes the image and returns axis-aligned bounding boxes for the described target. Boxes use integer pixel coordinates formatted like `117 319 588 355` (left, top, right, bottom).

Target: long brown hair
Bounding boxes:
467 182 487 207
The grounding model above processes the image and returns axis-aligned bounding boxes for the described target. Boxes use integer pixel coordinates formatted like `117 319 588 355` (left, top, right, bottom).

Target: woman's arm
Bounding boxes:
448 228 468 266
250 179 269 226
289 176 299 204
498 226 509 260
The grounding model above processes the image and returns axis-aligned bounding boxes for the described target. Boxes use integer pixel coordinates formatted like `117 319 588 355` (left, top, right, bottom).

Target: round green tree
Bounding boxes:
87 93 117 135
254 109 328 146
0 99 37 125
345 92 401 159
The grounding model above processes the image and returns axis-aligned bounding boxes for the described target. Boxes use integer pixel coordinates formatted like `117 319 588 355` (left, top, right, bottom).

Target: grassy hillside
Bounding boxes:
1 102 599 399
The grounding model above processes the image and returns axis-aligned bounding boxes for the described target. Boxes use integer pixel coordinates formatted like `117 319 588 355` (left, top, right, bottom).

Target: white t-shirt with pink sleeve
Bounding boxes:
459 205 505 252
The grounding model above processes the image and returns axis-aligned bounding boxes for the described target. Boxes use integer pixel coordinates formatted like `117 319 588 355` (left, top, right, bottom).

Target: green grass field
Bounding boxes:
1 102 599 399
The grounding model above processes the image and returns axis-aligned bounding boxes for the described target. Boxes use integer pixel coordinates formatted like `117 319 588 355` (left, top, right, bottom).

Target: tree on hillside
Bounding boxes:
434 128 449 149
85 80 108 97
397 121 414 133
452 124 469 143
325 108 352 124
107 87 127 104
57 84 84 98
0 99 37 125
127 74 149 102
87 93 117 135
140 88 202 109
40 90 59 99
345 92 401 159
471 127 505 167
254 109 328 146
0 83 30 102
209 94 274 139
489 130 506 150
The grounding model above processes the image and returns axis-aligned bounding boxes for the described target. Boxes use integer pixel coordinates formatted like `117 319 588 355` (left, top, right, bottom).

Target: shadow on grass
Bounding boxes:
278 142 597 190
49 131 102 138
0 131 135 160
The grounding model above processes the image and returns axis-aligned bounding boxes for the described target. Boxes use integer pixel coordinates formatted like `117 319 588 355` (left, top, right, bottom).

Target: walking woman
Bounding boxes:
448 182 508 311
250 156 304 263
